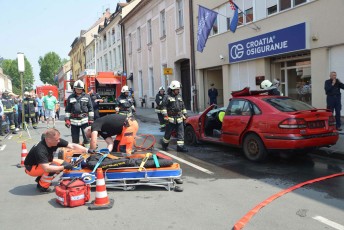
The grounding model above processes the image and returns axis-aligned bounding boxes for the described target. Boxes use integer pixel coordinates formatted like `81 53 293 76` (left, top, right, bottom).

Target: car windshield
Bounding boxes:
263 97 315 112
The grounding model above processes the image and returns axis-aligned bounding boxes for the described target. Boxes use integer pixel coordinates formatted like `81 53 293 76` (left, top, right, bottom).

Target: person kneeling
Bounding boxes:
24 128 89 193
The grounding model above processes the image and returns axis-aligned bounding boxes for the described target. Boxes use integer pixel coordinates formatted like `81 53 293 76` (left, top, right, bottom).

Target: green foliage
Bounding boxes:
1 57 34 95
38 52 62 85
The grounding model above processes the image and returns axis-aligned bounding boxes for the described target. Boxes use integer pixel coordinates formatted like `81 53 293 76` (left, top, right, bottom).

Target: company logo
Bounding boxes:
230 44 244 60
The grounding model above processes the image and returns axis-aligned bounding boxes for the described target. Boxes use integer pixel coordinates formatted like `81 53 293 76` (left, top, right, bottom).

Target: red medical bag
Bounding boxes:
55 178 90 207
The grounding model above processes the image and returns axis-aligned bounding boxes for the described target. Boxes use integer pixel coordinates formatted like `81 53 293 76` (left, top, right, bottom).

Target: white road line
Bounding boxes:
8 135 12 140
0 145 6 151
312 216 344 230
158 149 214 175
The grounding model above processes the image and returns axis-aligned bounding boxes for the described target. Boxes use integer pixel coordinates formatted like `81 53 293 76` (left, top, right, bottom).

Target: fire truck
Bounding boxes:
36 85 59 99
64 70 125 116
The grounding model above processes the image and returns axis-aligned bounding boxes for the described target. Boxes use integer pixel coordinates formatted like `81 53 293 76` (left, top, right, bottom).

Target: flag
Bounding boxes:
197 5 218 52
229 0 239 33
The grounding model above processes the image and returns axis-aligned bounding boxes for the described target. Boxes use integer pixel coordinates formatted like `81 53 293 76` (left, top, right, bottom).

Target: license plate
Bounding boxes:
307 120 325 129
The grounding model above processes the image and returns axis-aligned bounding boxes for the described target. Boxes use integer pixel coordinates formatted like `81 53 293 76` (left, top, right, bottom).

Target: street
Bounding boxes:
0 115 343 230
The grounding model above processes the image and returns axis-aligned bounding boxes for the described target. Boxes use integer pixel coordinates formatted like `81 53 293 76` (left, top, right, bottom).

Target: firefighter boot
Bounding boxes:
177 145 188 152
160 139 168 151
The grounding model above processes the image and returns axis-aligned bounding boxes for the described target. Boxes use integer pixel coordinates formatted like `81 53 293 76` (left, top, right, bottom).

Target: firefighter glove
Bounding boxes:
164 116 169 121
65 120 71 128
87 149 97 154
62 161 73 170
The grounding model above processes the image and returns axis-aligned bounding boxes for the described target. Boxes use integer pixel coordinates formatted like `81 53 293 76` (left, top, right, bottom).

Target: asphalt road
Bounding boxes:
0 118 343 230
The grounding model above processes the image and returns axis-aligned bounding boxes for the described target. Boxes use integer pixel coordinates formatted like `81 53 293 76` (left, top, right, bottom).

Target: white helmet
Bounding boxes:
169 80 181 90
260 80 272 89
121 85 129 93
73 80 84 89
24 91 30 96
159 86 165 91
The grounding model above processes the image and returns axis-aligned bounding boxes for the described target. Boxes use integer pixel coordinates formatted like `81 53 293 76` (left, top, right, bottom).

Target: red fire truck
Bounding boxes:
36 85 59 99
64 71 125 116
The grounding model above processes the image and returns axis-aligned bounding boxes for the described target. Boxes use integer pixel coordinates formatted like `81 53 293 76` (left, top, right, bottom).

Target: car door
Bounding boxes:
221 99 252 145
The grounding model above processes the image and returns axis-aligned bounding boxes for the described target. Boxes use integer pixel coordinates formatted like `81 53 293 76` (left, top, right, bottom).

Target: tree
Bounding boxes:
1 57 34 95
38 52 62 85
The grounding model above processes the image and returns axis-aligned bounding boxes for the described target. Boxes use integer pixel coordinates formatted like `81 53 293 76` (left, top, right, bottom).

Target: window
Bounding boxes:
137 27 141 50
238 12 244 26
112 28 116 44
267 5 277 15
147 19 152 44
280 0 291 11
138 71 143 98
160 10 166 37
104 54 108 70
109 51 112 70
118 45 122 66
117 25 121 41
128 33 132 53
113 48 116 67
263 98 314 112
149 68 154 97
108 31 111 47
294 0 306 6
103 35 107 50
211 17 218 35
176 0 184 28
245 8 253 23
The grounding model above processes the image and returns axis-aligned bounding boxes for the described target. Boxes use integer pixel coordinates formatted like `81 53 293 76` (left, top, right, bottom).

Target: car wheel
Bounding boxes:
184 126 197 146
243 133 267 162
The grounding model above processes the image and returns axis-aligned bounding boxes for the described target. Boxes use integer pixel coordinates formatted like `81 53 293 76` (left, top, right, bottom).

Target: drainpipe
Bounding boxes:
121 23 126 89
189 0 198 112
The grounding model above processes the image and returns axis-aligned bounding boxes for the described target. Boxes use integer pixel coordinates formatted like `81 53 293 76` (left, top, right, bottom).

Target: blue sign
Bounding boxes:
228 23 306 63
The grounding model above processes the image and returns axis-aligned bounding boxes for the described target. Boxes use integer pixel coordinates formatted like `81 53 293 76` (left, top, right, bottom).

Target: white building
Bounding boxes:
121 0 194 110
193 0 344 111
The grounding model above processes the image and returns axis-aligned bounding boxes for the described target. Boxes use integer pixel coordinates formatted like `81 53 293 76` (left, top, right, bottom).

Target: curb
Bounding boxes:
312 148 344 161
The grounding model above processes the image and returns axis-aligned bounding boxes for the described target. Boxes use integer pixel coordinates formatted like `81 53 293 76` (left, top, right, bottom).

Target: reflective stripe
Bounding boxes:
95 190 108 198
162 137 170 143
177 141 184 145
71 117 88 126
65 113 71 118
57 196 64 202
96 178 105 186
88 112 94 117
71 194 85 201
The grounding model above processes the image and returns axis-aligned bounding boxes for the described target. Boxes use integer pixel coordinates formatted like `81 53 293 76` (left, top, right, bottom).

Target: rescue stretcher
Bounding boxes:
58 148 183 191
61 163 182 191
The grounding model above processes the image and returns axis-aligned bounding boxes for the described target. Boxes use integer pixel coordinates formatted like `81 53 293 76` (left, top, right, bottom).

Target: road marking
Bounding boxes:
158 149 214 175
8 135 13 140
312 216 344 230
0 145 6 151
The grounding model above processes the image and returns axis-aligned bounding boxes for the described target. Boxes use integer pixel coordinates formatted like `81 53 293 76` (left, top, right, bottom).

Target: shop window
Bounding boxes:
238 12 244 26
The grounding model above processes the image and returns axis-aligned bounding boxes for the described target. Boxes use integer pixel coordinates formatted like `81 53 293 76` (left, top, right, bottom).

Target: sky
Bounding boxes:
0 0 120 87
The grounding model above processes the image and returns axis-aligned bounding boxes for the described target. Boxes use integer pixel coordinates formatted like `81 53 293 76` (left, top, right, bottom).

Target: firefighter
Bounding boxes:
65 80 94 148
1 90 17 134
260 79 281 95
116 85 136 116
85 113 139 155
155 86 166 132
24 128 89 193
23 92 38 129
161 80 188 152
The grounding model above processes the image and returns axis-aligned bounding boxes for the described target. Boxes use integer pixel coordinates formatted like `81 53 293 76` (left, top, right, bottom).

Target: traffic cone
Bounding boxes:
88 168 114 210
17 142 28 168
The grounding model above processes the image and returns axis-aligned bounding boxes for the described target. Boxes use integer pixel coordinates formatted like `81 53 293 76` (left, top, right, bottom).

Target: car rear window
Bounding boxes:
263 97 315 112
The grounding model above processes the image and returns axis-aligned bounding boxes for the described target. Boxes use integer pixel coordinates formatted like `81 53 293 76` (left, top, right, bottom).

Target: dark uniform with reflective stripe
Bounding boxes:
65 92 94 145
117 93 135 116
155 91 166 131
1 93 16 133
161 90 188 152
23 96 37 128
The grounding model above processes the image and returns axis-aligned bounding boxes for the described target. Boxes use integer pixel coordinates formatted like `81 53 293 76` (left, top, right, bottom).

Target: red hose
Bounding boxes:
134 134 156 151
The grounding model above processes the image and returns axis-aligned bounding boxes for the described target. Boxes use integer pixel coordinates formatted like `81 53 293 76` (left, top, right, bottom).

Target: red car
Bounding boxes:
184 88 339 162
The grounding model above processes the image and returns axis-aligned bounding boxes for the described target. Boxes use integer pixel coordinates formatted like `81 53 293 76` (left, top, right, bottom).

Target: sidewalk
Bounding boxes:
135 107 344 160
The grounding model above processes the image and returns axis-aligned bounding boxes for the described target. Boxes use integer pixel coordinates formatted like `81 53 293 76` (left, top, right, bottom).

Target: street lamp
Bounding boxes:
93 34 99 74
17 52 25 130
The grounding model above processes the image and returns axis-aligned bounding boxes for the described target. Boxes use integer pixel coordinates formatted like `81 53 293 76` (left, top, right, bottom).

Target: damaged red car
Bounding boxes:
184 88 339 162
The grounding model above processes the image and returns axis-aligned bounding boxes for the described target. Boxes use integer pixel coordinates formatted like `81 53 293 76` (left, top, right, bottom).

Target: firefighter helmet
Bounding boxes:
24 91 30 96
260 80 273 89
121 85 129 93
3 89 11 94
169 80 181 90
73 80 84 89
159 86 165 91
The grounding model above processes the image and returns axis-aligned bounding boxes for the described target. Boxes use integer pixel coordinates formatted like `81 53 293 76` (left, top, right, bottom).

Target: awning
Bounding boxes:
96 76 121 84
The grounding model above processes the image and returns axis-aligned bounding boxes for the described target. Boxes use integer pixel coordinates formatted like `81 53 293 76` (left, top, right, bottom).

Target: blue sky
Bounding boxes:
0 0 120 86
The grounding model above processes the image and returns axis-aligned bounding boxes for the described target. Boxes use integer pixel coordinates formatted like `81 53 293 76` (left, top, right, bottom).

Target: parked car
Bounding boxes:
184 88 339 162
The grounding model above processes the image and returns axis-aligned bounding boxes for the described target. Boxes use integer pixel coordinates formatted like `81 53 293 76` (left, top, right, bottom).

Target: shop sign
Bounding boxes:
228 23 307 63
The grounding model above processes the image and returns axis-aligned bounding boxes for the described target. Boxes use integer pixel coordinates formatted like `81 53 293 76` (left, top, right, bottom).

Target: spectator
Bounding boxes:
43 90 58 128
208 83 218 105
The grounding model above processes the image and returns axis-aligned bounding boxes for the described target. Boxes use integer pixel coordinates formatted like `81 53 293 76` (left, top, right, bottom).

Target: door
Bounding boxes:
221 99 251 145
180 59 191 110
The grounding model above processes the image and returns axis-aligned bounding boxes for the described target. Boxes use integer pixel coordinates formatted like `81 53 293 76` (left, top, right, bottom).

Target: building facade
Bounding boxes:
193 0 344 111
0 68 13 92
121 0 194 110
57 61 71 102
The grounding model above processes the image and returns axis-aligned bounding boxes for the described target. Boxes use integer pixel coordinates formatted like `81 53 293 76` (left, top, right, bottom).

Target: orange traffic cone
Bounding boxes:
88 168 114 210
17 142 28 168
